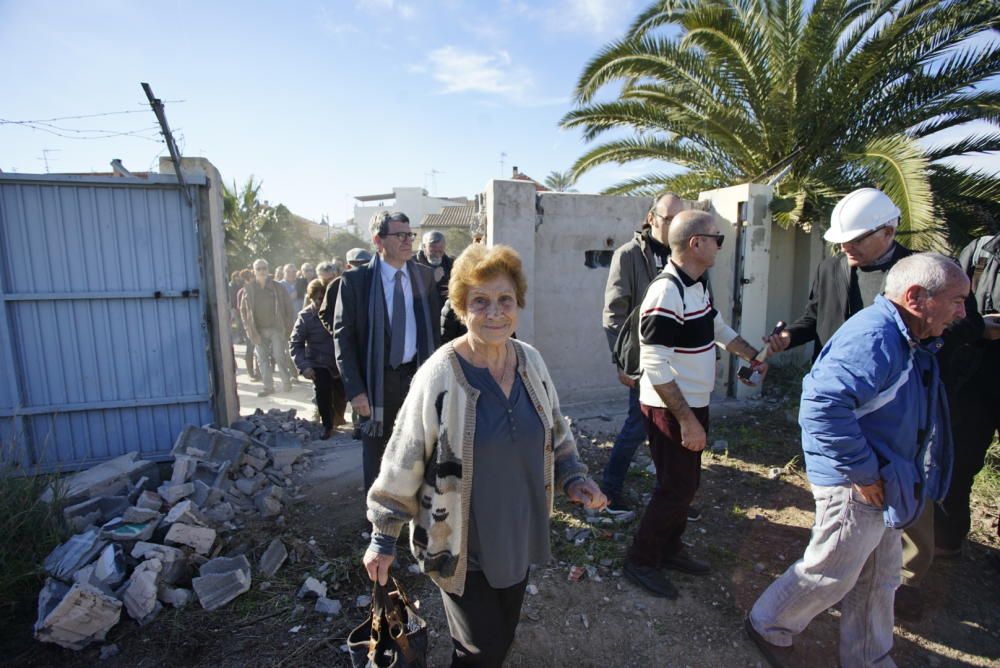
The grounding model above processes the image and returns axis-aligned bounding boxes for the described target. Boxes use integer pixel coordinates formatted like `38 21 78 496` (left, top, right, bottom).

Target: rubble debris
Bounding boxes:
123 559 163 625
31 415 319 651
157 481 194 505
44 527 108 580
34 581 122 650
526 584 539 596
165 523 217 555
710 439 728 454
192 555 252 611
355 594 372 608
298 576 327 599
63 496 130 533
315 597 342 616
565 527 592 545
767 467 783 480
99 643 120 660
258 538 288 578
100 517 158 542
42 452 158 505
568 565 586 582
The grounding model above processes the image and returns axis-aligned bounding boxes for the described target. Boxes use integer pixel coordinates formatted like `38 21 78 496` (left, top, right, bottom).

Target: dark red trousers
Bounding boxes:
627 404 709 569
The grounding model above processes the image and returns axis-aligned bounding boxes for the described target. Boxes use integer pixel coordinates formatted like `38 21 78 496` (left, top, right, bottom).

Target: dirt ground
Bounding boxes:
7 371 1000 667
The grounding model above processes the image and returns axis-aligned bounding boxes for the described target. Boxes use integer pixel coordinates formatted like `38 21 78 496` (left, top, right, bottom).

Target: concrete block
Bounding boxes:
157 585 194 608
297 576 327 599
165 523 217 555
268 444 305 469
254 490 282 518
170 455 198 484
230 419 255 434
62 496 131 534
315 597 342 616
136 490 162 511
100 517 158 542
258 539 287 578
190 480 222 508
123 559 162 624
192 555 251 610
44 527 108 580
163 500 208 527
158 481 194 505
203 502 235 523
34 581 122 650
43 452 157 505
122 507 162 524
131 542 188 585
235 476 264 496
74 544 126 591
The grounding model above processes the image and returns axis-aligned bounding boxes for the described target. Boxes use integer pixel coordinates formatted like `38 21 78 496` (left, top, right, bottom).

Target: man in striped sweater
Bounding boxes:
624 210 767 599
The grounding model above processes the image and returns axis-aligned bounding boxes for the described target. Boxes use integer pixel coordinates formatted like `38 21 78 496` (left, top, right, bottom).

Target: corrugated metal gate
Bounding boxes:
0 172 215 472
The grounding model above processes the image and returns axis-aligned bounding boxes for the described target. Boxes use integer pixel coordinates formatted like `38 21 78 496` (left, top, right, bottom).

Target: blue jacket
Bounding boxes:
799 295 953 529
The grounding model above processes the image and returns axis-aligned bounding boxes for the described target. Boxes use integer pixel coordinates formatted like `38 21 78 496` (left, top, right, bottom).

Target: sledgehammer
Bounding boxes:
737 320 786 385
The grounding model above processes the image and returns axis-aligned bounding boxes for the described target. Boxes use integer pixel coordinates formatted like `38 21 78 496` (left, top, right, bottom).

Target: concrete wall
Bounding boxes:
484 178 820 406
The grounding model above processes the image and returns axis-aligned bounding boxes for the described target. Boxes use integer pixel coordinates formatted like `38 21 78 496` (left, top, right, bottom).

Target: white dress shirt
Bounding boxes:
379 260 417 363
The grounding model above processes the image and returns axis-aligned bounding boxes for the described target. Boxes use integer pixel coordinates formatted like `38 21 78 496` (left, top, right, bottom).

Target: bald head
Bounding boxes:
668 211 716 255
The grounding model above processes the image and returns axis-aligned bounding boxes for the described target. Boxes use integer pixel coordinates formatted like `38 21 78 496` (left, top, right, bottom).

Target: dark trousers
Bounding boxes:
935 382 1000 550
627 404 708 569
313 368 348 430
361 361 416 493
440 570 528 667
243 342 257 377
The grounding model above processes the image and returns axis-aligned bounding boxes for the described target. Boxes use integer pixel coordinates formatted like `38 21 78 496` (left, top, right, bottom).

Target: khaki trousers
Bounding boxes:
900 502 935 586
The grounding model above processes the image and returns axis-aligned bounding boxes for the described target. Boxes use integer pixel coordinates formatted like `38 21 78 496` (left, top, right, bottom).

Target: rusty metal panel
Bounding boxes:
0 174 213 472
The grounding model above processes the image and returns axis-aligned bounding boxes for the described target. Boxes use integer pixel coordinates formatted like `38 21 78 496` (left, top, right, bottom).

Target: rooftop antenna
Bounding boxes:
425 168 443 195
499 152 507 177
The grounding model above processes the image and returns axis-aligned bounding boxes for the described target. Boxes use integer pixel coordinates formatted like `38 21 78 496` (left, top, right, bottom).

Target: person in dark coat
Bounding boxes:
290 279 346 438
325 211 442 495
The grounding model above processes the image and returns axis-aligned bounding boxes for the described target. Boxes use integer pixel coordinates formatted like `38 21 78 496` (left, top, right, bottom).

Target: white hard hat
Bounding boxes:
824 188 901 243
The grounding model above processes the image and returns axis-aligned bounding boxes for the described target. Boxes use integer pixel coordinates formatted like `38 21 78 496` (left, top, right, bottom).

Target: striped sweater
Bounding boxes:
638 261 738 408
366 340 588 596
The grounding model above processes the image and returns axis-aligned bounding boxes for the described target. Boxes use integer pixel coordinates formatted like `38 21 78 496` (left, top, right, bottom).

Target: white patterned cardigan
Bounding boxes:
366 339 589 596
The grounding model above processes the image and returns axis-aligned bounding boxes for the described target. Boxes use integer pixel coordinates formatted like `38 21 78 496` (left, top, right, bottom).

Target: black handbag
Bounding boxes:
348 578 428 668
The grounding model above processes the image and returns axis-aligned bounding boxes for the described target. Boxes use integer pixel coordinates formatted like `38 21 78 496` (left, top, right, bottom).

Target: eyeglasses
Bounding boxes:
382 232 417 242
254 267 269 273
842 225 888 246
692 233 725 248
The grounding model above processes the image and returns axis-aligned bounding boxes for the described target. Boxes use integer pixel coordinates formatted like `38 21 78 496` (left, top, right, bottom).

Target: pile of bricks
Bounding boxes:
34 409 314 651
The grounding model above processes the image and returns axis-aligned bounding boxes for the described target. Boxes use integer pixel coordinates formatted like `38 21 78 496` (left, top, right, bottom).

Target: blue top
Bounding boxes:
798 295 953 529
457 354 549 588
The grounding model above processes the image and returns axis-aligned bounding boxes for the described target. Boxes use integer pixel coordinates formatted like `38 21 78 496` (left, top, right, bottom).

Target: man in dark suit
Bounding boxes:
326 211 441 495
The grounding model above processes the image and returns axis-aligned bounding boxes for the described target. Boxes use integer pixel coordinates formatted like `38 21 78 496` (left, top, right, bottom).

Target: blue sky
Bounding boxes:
1 0 996 225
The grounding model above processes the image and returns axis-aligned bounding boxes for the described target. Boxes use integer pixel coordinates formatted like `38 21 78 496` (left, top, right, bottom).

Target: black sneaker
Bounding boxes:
623 561 679 599
662 549 711 576
744 615 792 667
687 505 702 522
893 584 924 622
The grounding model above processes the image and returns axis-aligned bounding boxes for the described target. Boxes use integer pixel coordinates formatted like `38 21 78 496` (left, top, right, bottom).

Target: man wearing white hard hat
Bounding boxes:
766 187 912 357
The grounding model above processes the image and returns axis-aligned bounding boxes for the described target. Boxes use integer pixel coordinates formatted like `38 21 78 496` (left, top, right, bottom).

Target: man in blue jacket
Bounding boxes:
746 253 969 668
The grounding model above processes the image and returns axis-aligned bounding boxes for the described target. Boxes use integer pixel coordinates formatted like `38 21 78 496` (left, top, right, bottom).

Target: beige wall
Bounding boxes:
484 179 820 405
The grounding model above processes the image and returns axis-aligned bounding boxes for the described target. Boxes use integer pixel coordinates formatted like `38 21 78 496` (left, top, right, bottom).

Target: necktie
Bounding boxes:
390 270 406 368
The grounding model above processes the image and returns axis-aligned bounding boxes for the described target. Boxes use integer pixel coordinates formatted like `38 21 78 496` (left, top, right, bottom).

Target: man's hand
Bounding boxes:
351 393 371 417
301 368 316 381
737 360 769 386
764 329 792 353
617 371 636 388
566 478 608 510
362 549 394 586
853 480 885 508
679 417 707 452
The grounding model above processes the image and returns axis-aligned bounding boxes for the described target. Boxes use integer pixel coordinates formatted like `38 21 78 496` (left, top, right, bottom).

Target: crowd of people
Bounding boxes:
224 193 999 667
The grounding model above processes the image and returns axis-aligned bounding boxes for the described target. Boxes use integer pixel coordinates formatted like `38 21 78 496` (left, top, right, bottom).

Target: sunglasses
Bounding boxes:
692 233 725 248
382 231 417 242
842 225 888 245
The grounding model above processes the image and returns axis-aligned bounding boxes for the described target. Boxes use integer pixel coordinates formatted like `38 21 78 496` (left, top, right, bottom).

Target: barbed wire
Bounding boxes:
0 119 164 142
0 101 185 125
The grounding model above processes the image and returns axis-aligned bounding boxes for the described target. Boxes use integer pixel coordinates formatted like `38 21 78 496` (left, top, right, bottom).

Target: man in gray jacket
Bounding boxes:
601 193 686 512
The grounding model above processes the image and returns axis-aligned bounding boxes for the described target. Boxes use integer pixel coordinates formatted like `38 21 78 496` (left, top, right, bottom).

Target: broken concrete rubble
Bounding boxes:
192 555 252 611
123 559 163 625
35 581 123 650
315 597 342 616
165 523 217 555
258 538 288 578
297 576 327 599
32 413 319 651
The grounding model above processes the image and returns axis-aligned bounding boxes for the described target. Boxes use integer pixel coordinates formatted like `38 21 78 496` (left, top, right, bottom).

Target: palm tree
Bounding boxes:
543 170 579 192
561 0 1000 250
